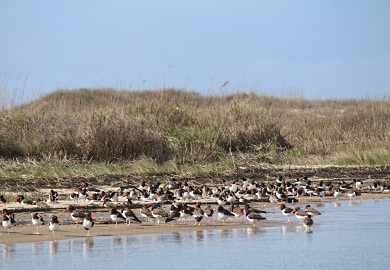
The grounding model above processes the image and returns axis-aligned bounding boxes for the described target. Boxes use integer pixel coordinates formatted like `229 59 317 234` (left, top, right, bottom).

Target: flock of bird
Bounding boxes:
1 175 388 236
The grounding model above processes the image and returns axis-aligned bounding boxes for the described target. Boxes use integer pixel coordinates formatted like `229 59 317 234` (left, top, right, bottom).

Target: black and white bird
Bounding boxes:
48 190 58 204
83 212 96 236
31 213 44 234
1 209 16 235
165 208 181 226
278 204 295 223
110 208 126 228
14 195 34 207
353 179 364 190
49 215 62 236
347 191 362 201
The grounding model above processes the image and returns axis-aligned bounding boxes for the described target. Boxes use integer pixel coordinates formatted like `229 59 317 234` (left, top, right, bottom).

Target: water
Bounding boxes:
2 199 390 270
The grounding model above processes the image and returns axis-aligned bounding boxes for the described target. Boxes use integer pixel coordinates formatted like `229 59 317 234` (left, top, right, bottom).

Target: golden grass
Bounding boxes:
0 87 389 180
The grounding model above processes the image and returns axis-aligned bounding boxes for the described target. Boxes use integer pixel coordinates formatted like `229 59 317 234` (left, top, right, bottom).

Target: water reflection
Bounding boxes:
194 230 204 243
348 200 362 207
315 202 325 208
83 237 94 255
245 226 264 237
2 243 15 263
49 240 59 255
281 224 313 235
334 202 341 208
2 199 390 270
32 241 43 256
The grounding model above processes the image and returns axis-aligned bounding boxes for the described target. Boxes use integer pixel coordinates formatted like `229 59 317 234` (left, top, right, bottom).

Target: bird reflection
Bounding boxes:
111 236 123 246
281 225 296 235
194 230 204 243
2 244 15 261
245 227 264 237
49 240 59 255
334 202 341 208
83 237 94 254
304 227 314 234
315 202 325 208
348 201 362 207
32 242 43 256
171 232 183 245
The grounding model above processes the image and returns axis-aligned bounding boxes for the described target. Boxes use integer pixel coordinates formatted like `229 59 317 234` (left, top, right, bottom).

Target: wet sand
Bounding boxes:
1 191 389 245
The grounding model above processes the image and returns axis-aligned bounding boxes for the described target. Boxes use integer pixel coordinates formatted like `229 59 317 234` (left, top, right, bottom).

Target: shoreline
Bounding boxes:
2 193 389 245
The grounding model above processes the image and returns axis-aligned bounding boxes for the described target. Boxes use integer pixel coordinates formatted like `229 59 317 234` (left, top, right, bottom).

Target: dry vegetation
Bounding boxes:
0 88 389 178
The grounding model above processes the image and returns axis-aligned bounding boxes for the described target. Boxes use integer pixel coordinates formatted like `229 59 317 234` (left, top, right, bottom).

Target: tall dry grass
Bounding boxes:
0 88 389 167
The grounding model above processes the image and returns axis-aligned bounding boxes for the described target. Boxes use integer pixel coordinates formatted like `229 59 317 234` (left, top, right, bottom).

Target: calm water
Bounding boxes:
2 199 390 270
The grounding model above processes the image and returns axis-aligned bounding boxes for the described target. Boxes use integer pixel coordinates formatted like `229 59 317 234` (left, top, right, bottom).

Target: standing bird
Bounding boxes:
304 205 321 216
140 205 155 222
217 205 235 223
244 209 266 227
229 204 244 221
278 204 295 223
1 209 16 235
353 179 364 190
193 202 205 226
347 191 362 201
49 215 62 236
333 188 342 201
64 205 86 227
294 207 308 224
83 212 96 236
121 208 142 225
0 195 6 208
48 190 58 204
110 208 126 228
151 205 169 225
165 208 181 226
204 205 214 222
31 213 44 234
303 214 314 230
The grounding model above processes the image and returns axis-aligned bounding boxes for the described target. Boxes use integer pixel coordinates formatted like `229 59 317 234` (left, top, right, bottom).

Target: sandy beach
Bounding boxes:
1 190 389 245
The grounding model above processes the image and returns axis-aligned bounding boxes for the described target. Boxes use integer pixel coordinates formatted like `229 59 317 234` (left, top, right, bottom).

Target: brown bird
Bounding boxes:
121 207 142 225
193 202 205 226
244 209 266 227
64 205 86 227
204 205 214 222
304 205 321 216
229 204 244 221
303 214 314 230
151 205 168 224
139 205 155 222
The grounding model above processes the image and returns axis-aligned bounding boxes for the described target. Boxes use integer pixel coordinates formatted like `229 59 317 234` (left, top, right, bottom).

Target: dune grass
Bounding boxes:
0 88 389 179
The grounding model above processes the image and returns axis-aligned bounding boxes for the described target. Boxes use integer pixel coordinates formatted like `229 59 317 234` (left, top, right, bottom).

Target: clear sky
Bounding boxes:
1 0 389 103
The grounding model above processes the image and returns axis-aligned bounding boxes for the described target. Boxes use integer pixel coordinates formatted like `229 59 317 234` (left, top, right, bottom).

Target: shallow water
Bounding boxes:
2 199 390 270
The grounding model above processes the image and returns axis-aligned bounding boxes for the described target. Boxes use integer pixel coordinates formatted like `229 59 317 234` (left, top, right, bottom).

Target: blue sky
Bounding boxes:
1 0 389 103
